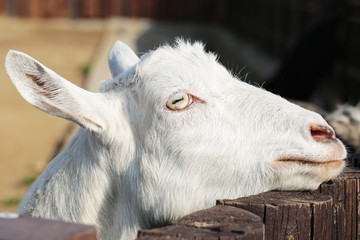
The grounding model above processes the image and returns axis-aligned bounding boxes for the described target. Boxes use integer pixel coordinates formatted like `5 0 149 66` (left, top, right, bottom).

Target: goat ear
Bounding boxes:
108 40 140 78
5 50 106 133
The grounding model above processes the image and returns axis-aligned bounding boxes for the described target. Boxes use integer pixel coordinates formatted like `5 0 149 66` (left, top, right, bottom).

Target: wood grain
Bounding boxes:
0 216 97 240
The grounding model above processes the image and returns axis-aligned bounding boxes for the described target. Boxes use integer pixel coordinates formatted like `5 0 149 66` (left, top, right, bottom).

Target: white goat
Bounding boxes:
5 40 346 240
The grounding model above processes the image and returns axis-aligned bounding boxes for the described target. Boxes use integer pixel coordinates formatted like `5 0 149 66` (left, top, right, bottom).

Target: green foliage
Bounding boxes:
80 62 92 77
3 196 21 206
20 174 38 187
2 173 39 207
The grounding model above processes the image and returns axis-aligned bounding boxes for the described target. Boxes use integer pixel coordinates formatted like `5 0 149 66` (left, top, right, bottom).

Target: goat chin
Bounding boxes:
270 159 345 191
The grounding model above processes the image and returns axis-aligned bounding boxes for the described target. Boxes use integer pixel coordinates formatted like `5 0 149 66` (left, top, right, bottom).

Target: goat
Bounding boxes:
326 103 360 152
5 40 347 240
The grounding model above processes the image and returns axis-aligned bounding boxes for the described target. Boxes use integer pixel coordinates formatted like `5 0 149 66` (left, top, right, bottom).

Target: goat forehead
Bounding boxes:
138 43 220 79
141 40 216 65
133 53 235 103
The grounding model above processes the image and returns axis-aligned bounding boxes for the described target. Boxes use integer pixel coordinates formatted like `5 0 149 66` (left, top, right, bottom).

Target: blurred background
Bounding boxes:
0 0 359 212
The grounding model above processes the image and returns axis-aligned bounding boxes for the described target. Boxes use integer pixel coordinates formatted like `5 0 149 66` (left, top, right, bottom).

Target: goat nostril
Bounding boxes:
310 125 335 142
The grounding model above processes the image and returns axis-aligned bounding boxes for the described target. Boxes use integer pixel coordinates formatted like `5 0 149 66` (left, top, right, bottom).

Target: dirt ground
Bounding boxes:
0 17 103 212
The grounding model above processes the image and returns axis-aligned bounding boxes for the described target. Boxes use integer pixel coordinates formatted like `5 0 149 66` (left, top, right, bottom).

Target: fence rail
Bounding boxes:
0 215 97 240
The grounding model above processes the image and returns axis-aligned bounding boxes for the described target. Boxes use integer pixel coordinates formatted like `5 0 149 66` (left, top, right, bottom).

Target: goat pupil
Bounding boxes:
172 97 184 105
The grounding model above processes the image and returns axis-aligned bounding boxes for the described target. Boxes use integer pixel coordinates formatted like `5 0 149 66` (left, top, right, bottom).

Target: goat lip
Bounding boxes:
276 159 344 168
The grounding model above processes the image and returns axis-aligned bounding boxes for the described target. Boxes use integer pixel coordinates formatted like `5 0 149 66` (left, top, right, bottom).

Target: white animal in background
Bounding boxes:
5 40 347 240
326 103 360 152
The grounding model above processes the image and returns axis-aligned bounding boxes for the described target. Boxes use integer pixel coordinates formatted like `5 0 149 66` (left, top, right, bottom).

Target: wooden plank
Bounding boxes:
218 191 333 240
17 0 70 18
14 0 30 17
76 0 102 18
29 0 42 18
137 205 264 239
43 0 70 18
14 0 47 18
101 0 122 17
123 0 158 18
0 215 97 240
0 0 6 15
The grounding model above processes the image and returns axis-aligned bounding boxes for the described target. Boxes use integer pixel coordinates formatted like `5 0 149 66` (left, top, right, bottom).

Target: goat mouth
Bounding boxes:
276 159 344 168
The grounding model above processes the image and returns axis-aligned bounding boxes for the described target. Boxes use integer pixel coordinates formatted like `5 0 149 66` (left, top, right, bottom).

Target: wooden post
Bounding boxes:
217 191 333 240
137 205 264 239
319 167 360 239
0 215 97 240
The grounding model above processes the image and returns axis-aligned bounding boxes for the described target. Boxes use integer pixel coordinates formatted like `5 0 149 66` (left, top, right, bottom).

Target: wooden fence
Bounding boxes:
0 0 225 20
1 165 360 239
0 215 97 240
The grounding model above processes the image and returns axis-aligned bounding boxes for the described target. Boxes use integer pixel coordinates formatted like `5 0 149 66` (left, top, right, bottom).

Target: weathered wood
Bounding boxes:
13 0 70 18
0 215 97 240
318 167 360 240
2 0 227 20
43 0 70 18
76 0 101 18
217 191 333 240
137 205 264 239
101 0 122 17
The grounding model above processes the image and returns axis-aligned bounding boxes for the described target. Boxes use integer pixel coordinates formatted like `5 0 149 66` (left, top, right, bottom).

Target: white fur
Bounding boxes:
326 103 360 152
5 40 347 240
108 41 140 78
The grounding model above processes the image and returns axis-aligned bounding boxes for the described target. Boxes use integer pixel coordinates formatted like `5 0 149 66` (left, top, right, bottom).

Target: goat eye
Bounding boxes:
166 92 192 110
